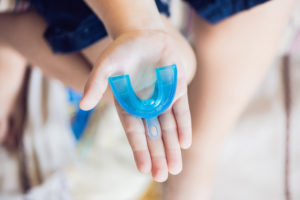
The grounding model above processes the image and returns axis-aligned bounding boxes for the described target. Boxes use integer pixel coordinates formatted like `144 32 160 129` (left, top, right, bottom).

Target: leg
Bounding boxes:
0 43 26 144
0 11 91 92
163 1 295 199
0 10 120 146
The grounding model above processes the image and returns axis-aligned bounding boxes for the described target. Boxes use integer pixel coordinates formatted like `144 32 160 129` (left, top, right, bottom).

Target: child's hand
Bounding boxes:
80 29 193 182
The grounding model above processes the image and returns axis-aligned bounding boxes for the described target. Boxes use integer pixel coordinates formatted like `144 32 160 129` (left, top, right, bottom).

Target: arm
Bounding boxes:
80 0 196 182
84 0 164 39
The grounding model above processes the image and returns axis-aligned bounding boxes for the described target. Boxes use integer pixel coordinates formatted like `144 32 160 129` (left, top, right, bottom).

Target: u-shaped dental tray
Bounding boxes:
109 65 177 139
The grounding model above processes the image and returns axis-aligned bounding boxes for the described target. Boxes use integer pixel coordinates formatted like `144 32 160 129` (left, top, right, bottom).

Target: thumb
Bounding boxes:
79 62 112 110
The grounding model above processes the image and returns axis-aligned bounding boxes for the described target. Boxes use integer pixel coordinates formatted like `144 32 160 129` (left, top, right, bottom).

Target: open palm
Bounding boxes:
80 29 193 182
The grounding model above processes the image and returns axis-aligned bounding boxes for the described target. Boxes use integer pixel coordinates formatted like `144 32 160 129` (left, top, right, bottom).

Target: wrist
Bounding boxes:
85 0 165 39
111 17 165 39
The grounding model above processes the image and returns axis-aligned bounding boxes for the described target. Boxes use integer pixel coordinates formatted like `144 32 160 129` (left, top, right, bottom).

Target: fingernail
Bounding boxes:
181 140 192 149
79 96 98 111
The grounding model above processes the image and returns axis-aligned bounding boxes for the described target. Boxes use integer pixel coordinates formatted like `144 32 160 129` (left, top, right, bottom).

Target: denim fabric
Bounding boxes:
30 0 169 53
31 0 268 53
185 0 270 23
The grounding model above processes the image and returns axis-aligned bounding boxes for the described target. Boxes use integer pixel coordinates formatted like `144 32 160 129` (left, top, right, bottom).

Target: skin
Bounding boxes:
80 17 196 181
0 0 294 198
0 4 196 182
0 44 26 144
81 0 196 182
0 12 91 92
0 11 92 148
163 0 295 199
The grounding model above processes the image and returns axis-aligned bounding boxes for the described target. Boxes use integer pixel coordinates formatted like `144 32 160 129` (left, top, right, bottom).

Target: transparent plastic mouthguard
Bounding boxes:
109 65 177 139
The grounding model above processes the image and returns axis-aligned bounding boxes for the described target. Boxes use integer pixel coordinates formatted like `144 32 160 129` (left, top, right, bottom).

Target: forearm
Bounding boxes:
84 0 164 39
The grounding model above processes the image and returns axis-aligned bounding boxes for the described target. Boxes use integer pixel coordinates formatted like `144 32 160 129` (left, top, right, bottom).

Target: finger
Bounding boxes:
79 62 112 110
144 120 169 182
115 100 151 174
159 110 182 175
79 36 139 110
173 93 192 149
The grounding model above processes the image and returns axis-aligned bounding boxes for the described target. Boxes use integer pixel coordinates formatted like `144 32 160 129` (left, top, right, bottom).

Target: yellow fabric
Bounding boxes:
139 182 162 200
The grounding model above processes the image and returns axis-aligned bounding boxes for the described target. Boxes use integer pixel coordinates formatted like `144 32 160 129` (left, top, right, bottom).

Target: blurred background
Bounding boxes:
1 0 300 200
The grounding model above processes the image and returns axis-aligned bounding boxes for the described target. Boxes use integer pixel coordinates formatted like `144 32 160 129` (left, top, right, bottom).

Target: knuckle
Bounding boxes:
176 111 191 122
161 124 177 133
122 117 144 134
125 126 144 136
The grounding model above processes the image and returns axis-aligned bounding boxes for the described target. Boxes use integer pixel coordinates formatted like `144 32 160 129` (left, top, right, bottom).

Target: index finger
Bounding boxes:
114 99 152 174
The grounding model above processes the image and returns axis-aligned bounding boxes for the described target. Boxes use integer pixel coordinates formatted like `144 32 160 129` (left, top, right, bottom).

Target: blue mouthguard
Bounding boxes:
108 65 177 139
